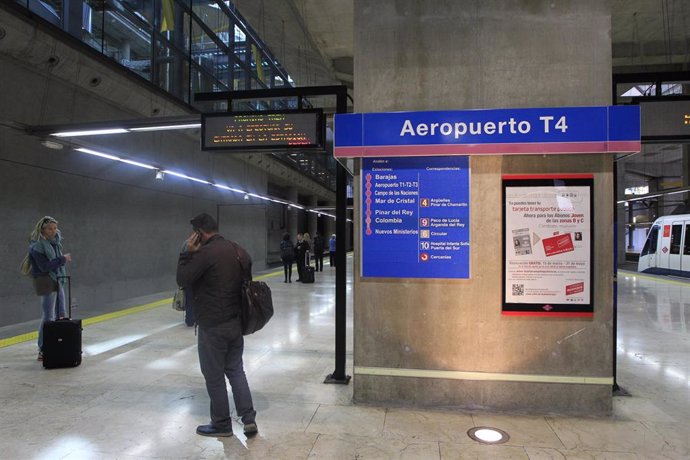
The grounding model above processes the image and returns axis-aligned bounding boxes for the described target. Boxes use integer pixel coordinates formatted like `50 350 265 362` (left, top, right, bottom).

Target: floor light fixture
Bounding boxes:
467 426 510 445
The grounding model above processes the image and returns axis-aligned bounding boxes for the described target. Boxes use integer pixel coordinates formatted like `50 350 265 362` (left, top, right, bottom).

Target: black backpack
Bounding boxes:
231 242 274 335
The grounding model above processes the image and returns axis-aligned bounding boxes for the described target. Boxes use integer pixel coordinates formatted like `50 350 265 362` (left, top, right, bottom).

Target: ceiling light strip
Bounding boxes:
53 128 129 137
129 123 201 132
73 147 332 217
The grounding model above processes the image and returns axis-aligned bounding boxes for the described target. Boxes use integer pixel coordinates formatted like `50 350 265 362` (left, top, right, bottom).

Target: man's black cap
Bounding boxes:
190 213 218 232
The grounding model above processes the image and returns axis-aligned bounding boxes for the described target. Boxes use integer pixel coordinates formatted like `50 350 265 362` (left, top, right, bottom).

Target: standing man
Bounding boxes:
176 213 258 438
329 234 336 267
294 232 307 282
313 233 324 272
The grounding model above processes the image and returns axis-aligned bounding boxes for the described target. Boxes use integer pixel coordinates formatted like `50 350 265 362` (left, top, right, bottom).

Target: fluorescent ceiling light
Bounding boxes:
162 170 211 184
76 147 156 170
72 148 336 219
53 128 128 137
213 184 245 194
76 147 121 161
129 123 201 132
119 158 157 169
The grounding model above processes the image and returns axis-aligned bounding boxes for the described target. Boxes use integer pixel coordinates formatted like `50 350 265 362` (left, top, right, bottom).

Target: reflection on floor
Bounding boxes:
0 265 688 459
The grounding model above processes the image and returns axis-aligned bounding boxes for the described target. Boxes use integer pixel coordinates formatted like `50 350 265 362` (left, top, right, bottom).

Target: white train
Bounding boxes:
638 214 690 277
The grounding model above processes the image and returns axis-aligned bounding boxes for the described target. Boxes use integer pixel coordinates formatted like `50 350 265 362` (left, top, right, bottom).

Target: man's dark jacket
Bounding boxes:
176 234 251 326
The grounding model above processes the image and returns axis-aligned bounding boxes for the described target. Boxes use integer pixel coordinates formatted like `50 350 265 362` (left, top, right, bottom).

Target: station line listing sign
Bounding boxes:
362 156 470 278
502 174 594 316
334 106 640 158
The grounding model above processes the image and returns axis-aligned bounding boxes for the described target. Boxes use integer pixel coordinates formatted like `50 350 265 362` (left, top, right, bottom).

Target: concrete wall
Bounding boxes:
352 0 614 414
0 7 330 328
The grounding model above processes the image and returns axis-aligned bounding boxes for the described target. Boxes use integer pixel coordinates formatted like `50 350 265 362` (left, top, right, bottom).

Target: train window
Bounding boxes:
684 224 690 255
670 224 682 254
641 225 659 256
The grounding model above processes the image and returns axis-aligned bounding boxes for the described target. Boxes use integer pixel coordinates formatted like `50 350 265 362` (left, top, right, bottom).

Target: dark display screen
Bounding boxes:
201 110 324 151
641 100 690 139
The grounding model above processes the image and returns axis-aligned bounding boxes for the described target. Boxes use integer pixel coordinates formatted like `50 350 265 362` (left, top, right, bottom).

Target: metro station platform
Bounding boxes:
0 260 688 459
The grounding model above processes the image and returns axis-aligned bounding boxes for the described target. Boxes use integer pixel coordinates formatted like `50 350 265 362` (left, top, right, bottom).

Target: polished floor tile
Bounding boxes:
0 265 689 459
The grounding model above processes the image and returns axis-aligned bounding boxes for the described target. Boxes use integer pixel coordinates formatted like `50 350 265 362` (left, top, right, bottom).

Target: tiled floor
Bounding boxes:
0 263 688 459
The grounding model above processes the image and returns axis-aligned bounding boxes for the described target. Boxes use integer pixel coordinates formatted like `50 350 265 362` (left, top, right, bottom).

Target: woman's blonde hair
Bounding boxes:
20 216 58 276
29 216 58 242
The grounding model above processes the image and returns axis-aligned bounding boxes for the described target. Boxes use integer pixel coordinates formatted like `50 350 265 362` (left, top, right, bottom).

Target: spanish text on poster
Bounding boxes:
502 175 593 316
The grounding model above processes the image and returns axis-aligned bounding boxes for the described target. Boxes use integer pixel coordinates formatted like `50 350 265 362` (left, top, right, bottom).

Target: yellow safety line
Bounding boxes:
618 269 690 287
355 366 614 385
0 268 283 349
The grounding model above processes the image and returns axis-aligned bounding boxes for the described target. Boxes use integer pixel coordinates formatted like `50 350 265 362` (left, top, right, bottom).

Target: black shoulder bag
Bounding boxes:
231 242 274 335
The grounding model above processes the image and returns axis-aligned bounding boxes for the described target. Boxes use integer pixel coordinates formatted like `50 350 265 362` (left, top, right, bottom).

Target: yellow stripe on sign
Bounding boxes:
354 366 614 385
0 268 284 349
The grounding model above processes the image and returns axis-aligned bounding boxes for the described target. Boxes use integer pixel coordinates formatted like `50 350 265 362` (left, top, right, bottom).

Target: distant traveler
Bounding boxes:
176 213 258 438
313 233 324 272
329 234 336 267
294 233 309 282
280 233 295 283
23 216 72 361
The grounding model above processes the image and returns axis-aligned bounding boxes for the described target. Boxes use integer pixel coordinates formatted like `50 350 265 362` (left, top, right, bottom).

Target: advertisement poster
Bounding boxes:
502 175 593 316
361 156 470 278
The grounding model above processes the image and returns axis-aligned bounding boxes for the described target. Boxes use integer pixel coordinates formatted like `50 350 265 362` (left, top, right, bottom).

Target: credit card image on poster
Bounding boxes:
542 233 574 257
512 227 532 256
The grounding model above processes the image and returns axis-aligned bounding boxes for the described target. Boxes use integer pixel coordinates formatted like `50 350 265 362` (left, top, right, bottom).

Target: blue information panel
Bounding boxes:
362 156 470 278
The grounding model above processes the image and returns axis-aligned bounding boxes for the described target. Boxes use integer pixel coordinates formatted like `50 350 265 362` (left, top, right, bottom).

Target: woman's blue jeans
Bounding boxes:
38 286 66 351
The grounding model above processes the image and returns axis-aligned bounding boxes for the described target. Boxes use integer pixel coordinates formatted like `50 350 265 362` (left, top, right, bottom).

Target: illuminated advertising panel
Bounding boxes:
502 174 594 316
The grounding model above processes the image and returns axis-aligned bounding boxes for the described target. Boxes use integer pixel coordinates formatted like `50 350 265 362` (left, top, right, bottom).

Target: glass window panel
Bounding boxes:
159 6 190 54
120 0 156 28
83 0 105 54
25 0 62 27
91 2 152 70
191 22 230 88
234 24 246 42
154 40 189 102
192 2 231 45
671 224 682 254
191 63 227 95
616 82 656 104
684 225 690 255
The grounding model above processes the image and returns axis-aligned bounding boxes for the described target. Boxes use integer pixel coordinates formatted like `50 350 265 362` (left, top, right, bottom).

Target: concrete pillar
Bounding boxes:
287 187 298 240
353 0 613 415
324 201 336 241
121 41 131 62
307 195 318 239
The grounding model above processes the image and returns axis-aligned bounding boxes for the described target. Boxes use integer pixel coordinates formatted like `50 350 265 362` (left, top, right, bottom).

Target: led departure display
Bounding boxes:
201 110 324 151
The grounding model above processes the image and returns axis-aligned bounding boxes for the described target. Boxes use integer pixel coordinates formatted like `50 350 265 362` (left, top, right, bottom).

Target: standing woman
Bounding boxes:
280 233 295 283
27 216 72 360
302 233 312 271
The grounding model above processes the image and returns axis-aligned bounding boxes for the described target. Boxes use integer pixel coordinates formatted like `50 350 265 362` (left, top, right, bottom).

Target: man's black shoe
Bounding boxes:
243 422 258 437
196 424 232 437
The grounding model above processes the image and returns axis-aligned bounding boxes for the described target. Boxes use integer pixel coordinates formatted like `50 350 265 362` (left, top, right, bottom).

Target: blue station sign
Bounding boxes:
362 156 470 278
335 106 640 158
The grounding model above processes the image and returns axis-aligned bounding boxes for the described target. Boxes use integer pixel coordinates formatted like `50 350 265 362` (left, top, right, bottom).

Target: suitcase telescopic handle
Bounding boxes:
57 275 72 318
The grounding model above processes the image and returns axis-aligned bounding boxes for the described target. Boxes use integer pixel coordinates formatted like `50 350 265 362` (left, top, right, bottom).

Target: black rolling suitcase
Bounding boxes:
302 250 315 284
43 276 82 369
